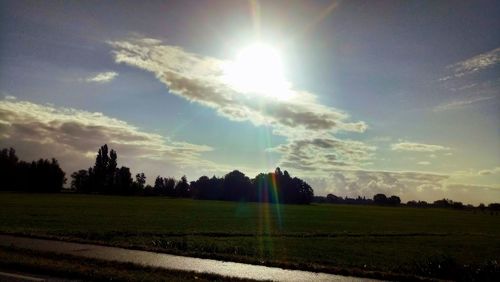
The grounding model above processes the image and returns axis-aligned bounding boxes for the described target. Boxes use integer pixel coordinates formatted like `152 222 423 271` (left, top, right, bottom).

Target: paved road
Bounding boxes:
0 271 46 281
0 234 378 281
0 270 75 282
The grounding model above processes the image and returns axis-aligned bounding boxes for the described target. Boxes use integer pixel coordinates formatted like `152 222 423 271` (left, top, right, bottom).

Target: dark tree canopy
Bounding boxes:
3 145 499 209
372 194 401 206
175 175 191 198
191 167 314 204
373 193 388 204
70 144 136 195
0 148 65 192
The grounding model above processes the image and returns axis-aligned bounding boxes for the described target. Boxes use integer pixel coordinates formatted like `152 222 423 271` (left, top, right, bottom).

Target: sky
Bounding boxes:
0 0 499 204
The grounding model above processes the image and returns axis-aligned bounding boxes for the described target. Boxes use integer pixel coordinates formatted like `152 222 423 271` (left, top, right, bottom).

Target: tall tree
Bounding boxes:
71 170 90 193
116 166 133 195
93 144 109 193
175 175 190 198
0 148 19 190
135 172 146 189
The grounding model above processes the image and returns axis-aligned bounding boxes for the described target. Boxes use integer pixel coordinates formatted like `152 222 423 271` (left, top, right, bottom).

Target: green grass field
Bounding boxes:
1 192 499 280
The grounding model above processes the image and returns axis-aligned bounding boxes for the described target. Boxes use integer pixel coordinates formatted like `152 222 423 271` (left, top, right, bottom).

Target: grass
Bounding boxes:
1 192 499 280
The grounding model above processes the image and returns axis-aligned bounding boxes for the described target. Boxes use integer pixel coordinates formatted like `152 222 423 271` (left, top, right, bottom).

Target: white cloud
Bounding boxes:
417 161 431 165
0 98 218 179
478 166 500 176
86 71 118 83
310 169 448 200
109 37 372 173
449 83 477 92
391 142 450 152
109 38 367 137
447 47 500 77
1 99 496 204
307 169 500 205
433 96 495 112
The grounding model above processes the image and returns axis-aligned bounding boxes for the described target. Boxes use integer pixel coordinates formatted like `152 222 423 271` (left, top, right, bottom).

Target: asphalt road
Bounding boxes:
0 234 378 281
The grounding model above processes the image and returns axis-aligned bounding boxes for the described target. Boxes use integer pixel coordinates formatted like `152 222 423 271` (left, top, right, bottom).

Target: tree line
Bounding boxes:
314 193 401 206
314 193 500 212
2 145 499 210
71 144 314 204
0 148 66 192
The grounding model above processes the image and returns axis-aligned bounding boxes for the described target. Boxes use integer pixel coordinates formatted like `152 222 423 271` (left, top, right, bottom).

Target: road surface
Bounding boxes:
0 234 379 281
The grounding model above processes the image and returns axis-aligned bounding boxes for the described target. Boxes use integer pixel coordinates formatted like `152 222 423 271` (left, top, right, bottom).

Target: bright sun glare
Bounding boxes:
223 43 292 100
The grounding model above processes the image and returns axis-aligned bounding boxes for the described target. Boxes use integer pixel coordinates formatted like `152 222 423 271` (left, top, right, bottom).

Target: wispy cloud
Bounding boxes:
417 161 431 165
478 166 500 176
446 47 500 77
0 98 216 178
433 95 495 112
86 71 118 83
109 37 371 172
391 142 450 152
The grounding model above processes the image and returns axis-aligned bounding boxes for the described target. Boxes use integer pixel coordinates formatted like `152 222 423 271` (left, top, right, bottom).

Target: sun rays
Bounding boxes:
222 43 292 100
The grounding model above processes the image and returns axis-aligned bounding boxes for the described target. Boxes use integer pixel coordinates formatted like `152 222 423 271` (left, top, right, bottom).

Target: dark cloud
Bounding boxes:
271 138 375 173
0 98 215 178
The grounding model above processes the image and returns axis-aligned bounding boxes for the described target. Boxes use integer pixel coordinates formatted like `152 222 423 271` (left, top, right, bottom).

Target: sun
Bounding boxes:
222 43 292 100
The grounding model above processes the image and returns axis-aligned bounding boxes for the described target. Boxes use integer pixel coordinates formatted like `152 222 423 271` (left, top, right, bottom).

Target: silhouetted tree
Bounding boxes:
191 175 213 199
407 200 429 208
387 195 401 206
135 173 146 189
116 166 133 195
373 194 402 206
326 194 342 203
488 203 500 211
175 175 190 197
292 177 314 204
0 148 65 192
153 176 164 196
373 193 388 205
222 170 253 201
71 170 90 192
106 149 117 192
191 175 224 200
164 177 176 196
0 148 18 190
92 144 109 193
67 148 314 203
252 168 313 204
70 145 135 195
433 198 452 208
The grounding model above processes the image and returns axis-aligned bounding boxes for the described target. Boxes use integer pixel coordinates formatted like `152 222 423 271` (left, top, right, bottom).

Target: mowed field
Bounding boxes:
1 192 499 280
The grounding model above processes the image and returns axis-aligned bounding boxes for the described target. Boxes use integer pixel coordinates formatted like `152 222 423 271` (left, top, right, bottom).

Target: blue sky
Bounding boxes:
1 0 499 204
